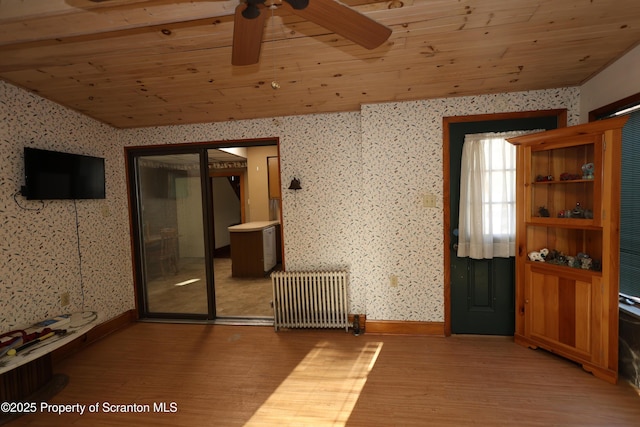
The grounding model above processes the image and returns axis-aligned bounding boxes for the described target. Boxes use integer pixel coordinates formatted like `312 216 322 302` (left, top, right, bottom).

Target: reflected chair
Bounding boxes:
159 228 179 276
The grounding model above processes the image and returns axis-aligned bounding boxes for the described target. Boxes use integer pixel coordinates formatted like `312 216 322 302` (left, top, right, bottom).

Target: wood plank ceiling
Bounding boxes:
1 0 639 128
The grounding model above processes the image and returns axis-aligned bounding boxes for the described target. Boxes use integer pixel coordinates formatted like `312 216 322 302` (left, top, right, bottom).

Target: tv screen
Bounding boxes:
23 147 106 200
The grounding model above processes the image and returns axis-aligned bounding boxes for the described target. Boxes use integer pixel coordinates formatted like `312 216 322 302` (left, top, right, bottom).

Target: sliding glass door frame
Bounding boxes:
127 144 215 320
125 137 280 321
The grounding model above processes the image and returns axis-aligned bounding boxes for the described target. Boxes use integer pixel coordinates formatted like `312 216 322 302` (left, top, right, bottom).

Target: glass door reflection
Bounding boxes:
138 153 209 315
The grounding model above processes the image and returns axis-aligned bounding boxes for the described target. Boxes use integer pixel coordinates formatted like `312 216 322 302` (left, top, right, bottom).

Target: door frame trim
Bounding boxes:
442 110 567 336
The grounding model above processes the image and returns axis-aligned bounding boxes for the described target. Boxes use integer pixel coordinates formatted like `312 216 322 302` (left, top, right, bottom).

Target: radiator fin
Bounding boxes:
271 271 349 331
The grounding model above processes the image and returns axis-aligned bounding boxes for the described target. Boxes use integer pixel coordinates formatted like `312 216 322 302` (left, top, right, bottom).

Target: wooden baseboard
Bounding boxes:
365 320 445 336
51 309 136 364
48 313 441 361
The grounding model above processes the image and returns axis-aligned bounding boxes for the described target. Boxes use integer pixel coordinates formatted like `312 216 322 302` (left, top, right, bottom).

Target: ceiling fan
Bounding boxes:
86 0 391 66
232 0 392 66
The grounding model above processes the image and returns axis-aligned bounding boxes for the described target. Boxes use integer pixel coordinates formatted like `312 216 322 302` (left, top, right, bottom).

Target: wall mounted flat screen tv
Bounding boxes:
22 147 106 200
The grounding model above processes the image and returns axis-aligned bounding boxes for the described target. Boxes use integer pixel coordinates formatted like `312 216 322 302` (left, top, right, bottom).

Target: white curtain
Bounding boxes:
457 130 540 260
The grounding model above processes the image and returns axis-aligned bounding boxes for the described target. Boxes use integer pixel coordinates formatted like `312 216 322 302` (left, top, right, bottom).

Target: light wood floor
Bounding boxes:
146 257 275 317
8 323 640 426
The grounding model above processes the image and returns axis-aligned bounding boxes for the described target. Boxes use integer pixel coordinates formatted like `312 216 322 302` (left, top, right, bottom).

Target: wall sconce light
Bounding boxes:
288 177 302 191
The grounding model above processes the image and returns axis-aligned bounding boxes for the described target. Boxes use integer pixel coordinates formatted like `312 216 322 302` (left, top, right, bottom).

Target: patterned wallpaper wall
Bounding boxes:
0 81 135 331
360 92 580 321
119 88 579 322
0 79 579 331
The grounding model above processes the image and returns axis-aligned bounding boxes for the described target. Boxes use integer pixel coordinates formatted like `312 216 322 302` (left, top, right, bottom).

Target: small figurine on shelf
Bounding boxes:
566 256 580 268
577 253 592 270
528 248 549 262
582 162 595 180
558 209 573 218
545 251 568 266
538 206 550 217
545 249 559 263
576 252 593 270
571 202 585 218
581 257 593 270
560 172 581 181
535 174 554 182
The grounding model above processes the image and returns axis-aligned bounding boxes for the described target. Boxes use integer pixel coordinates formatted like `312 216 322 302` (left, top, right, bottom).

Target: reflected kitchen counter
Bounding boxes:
227 220 280 233
228 221 280 277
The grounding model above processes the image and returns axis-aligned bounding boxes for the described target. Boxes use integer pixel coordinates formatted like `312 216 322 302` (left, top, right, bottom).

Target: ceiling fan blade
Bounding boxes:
283 0 391 50
232 3 268 66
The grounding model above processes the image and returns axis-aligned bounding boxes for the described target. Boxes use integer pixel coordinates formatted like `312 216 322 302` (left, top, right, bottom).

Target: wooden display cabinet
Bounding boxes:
508 116 628 384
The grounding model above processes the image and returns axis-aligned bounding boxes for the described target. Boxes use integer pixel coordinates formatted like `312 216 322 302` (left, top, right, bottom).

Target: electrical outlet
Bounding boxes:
60 292 70 307
390 275 398 288
423 193 437 208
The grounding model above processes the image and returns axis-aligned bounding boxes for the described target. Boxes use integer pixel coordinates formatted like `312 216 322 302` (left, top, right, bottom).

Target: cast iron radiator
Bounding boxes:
271 271 349 331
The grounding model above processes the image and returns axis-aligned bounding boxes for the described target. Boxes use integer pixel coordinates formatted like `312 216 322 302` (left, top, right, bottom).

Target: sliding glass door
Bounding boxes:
127 139 281 321
133 151 212 318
